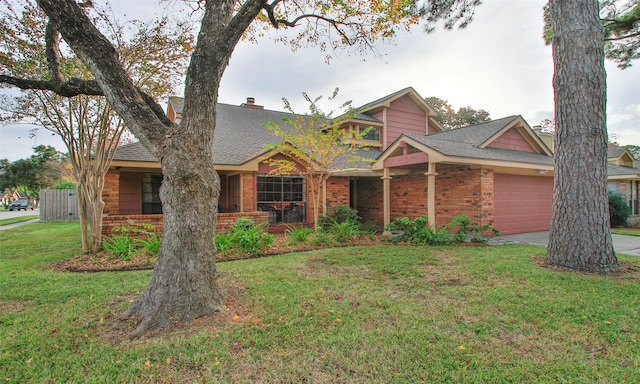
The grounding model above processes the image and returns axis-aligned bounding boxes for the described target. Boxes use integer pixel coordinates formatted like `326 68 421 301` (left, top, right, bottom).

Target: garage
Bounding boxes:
493 173 554 235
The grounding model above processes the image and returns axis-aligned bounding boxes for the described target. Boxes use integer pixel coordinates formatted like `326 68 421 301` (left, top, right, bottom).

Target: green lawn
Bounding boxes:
1 223 639 383
0 215 39 226
612 227 640 237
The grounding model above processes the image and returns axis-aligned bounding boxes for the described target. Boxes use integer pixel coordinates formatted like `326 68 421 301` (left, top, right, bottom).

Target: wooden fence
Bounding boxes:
39 189 79 221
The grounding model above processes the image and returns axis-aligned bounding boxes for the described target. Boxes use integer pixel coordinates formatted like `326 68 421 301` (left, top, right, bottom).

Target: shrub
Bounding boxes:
609 192 631 227
385 215 430 244
319 205 360 231
214 232 233 253
332 205 360 225
215 218 275 256
137 234 160 254
103 233 136 260
102 220 160 260
285 225 314 245
311 230 334 245
53 181 76 189
385 215 498 245
331 220 360 243
447 214 499 244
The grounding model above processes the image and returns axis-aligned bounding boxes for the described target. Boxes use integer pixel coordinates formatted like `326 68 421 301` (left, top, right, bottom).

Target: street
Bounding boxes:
0 208 39 220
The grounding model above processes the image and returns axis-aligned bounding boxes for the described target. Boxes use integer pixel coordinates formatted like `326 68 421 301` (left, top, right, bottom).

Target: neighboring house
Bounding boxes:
606 146 640 224
103 87 557 236
1 190 28 208
529 126 640 225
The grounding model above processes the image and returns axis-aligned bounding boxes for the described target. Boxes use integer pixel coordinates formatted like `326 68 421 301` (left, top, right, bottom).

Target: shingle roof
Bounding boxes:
114 103 297 165
607 163 640 177
399 116 554 167
112 142 157 162
168 96 184 115
416 116 519 145
607 148 626 159
355 87 416 111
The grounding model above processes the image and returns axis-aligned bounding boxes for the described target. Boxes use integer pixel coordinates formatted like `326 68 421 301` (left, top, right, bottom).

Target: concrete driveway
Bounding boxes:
496 231 640 256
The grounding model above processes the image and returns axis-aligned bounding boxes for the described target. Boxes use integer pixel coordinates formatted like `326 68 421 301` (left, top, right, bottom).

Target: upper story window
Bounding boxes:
359 125 380 142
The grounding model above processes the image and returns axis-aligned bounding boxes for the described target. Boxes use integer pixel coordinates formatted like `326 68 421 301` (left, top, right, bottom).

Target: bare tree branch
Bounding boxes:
0 74 103 97
45 21 63 83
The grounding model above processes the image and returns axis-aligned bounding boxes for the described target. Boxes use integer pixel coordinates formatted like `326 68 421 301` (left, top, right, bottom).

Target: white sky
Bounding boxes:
1 0 638 161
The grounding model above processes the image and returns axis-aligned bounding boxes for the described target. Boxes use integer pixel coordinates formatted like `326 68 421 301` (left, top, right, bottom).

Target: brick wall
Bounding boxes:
324 176 350 211
101 211 270 238
356 165 495 228
390 173 428 219
435 164 494 227
102 214 164 238
356 177 384 224
103 169 120 215
242 172 255 212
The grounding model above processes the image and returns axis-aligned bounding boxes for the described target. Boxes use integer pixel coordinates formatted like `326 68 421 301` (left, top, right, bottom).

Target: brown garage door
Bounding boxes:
493 174 553 235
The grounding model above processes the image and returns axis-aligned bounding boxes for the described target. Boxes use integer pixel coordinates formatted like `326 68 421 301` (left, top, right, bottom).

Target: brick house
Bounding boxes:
606 147 640 225
103 87 563 236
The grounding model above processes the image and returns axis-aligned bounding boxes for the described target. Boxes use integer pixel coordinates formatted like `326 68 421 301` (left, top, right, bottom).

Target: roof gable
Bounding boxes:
373 116 554 170
354 87 443 131
608 147 635 167
480 116 552 155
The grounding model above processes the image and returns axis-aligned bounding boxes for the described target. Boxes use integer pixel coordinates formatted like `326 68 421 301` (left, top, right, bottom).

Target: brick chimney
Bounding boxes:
241 97 264 109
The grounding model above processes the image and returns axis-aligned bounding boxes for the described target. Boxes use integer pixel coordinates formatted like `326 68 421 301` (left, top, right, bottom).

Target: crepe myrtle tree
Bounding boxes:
0 1 194 253
263 89 372 229
0 0 480 336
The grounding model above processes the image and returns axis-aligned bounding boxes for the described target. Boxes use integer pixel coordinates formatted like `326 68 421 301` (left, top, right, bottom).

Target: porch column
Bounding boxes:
424 162 438 227
382 168 392 229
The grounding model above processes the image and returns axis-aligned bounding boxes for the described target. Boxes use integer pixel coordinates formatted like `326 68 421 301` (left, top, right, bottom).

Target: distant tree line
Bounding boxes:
0 145 71 201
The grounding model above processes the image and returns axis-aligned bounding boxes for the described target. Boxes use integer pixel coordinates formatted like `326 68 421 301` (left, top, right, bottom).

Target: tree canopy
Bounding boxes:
425 96 491 129
544 0 640 69
0 0 481 336
1 0 194 252
0 145 67 196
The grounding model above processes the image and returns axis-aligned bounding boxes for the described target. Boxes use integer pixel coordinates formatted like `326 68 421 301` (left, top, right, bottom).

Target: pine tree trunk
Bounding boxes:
546 0 620 273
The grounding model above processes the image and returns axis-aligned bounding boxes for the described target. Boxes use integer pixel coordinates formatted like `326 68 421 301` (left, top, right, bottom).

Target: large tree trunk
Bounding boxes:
37 0 269 336
124 129 223 336
546 0 620 273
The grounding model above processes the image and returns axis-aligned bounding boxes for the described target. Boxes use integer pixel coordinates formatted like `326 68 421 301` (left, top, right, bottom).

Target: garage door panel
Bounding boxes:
493 174 553 235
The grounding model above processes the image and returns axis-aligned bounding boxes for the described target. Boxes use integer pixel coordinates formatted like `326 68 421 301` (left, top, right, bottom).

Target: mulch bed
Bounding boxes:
51 234 389 273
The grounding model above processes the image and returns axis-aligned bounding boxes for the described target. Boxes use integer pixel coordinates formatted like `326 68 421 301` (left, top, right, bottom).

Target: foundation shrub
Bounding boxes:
102 220 160 260
215 217 275 256
609 192 631 227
